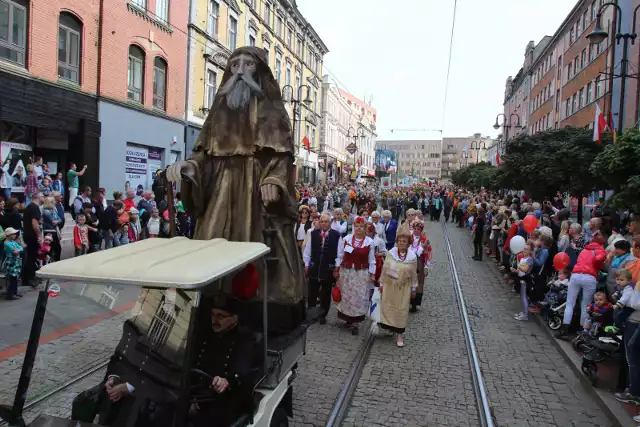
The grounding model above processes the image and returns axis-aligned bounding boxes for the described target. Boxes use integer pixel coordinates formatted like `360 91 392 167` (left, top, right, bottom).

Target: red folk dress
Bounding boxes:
337 235 376 323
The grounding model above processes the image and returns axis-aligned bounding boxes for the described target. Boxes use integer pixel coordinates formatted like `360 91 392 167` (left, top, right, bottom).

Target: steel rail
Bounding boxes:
442 222 495 427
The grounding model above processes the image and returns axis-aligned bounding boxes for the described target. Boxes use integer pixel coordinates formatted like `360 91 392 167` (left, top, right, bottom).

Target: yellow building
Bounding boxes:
185 0 329 183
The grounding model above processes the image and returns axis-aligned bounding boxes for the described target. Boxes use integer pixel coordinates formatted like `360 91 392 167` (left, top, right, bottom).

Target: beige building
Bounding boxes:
441 133 494 181
376 139 442 180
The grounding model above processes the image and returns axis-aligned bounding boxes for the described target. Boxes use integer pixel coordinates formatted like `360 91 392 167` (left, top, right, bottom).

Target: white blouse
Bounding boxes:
410 234 424 257
337 234 377 274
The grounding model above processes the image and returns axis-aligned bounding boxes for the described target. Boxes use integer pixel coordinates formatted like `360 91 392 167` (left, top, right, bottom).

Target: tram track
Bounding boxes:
441 221 495 427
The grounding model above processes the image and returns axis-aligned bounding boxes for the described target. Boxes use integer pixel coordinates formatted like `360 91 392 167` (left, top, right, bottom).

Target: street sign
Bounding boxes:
346 143 357 155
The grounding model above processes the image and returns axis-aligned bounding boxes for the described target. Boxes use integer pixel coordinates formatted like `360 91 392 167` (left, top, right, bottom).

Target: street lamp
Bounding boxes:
493 113 521 156
588 2 640 135
470 140 487 164
282 84 312 157
462 150 469 167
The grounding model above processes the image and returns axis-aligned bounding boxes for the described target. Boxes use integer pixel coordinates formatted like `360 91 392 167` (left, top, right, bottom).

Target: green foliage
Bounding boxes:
452 162 499 190
591 129 640 209
493 127 606 200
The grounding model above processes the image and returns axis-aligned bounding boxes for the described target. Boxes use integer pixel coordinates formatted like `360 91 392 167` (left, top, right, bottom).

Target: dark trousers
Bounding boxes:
6 276 18 298
50 232 62 262
473 241 483 259
23 237 39 285
308 277 332 317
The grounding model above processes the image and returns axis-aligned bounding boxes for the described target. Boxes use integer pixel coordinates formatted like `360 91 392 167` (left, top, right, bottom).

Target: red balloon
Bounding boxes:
523 215 538 233
553 252 570 271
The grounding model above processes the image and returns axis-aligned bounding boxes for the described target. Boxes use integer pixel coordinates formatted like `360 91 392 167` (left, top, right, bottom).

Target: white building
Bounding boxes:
339 89 377 179
319 76 359 183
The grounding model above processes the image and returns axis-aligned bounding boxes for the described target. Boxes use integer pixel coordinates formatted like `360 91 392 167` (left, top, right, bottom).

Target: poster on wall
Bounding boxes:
1 141 33 193
125 145 148 197
147 148 164 191
381 177 391 189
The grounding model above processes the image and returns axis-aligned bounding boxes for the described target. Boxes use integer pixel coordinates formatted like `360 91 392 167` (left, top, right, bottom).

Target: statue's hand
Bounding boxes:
261 184 280 206
166 161 195 183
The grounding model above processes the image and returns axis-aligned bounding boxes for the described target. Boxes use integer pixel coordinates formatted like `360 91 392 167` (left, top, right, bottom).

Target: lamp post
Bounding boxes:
282 84 312 157
493 113 522 155
588 2 640 135
470 140 487 164
462 150 469 167
347 126 366 181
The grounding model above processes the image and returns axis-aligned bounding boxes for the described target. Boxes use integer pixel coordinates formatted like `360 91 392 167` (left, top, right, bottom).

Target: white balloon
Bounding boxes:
510 235 526 254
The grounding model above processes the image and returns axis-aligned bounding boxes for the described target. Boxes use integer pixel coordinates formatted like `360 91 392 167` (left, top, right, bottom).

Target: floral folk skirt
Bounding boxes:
336 268 370 323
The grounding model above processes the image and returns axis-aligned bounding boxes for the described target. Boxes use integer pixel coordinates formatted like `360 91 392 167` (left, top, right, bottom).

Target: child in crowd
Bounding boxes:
3 227 23 300
128 208 141 243
74 214 96 256
83 203 100 252
147 208 161 238
114 206 130 247
512 242 534 321
37 234 53 267
39 176 53 196
545 267 570 303
584 290 614 337
613 269 635 328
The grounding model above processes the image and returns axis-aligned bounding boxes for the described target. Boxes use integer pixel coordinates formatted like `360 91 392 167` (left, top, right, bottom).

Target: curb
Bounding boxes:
531 313 637 427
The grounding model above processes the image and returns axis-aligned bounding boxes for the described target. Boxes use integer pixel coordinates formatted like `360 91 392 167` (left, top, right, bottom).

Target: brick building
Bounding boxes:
0 0 187 197
501 0 622 143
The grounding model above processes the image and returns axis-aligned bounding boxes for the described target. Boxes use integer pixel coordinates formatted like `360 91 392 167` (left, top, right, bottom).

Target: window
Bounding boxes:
228 15 237 50
296 38 301 56
565 98 571 118
276 17 282 37
294 70 300 95
557 55 562 79
207 0 219 36
581 49 587 68
127 45 145 102
569 27 575 44
313 90 317 114
576 19 581 37
574 55 579 71
0 0 27 66
275 53 281 84
263 41 270 64
153 57 167 110
568 63 573 79
583 10 589 29
556 89 560 112
592 0 597 20
58 12 81 83
249 33 256 46
587 82 593 103
205 69 216 108
579 88 585 108
287 27 292 47
264 2 271 26
156 0 169 23
131 0 146 9
595 75 602 98
572 93 578 112
589 43 596 61
147 295 180 350
314 56 318 74
285 64 291 86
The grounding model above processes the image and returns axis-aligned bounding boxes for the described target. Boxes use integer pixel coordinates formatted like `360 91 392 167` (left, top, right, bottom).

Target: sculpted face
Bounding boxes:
218 53 263 111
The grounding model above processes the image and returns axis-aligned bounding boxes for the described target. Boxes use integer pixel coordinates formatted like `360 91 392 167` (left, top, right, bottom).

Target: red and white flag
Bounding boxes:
593 103 606 144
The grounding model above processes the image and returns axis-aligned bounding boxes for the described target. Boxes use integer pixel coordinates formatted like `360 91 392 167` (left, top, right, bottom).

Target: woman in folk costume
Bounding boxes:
409 219 432 313
379 222 418 347
336 216 376 335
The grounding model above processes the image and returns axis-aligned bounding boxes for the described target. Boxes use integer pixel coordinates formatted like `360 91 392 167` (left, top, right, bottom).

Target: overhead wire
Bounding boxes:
440 0 459 134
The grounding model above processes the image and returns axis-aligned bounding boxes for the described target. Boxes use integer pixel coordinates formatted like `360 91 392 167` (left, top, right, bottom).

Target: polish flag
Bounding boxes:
593 104 606 144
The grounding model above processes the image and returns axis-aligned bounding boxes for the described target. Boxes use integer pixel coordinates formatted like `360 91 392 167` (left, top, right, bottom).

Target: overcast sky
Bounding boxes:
296 0 577 141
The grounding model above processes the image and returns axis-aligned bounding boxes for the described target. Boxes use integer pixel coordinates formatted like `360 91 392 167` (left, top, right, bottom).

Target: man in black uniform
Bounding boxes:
303 213 342 324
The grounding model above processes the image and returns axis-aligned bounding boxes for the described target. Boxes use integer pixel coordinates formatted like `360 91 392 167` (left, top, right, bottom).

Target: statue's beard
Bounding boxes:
218 71 263 111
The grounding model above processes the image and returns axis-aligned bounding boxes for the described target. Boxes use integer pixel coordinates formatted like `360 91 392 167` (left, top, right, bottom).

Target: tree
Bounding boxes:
452 162 498 190
497 127 606 200
591 129 640 209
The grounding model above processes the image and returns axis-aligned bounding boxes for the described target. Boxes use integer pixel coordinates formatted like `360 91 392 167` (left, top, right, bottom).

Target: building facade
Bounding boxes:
501 0 622 146
319 76 357 183
376 139 442 180
185 0 328 183
99 0 188 198
440 134 493 180
338 89 377 179
0 0 102 192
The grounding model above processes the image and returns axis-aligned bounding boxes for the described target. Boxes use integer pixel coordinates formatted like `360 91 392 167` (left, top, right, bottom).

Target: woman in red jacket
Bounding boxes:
556 231 608 338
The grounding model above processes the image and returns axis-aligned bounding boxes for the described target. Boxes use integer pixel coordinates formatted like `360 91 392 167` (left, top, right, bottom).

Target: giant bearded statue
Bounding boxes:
166 46 304 333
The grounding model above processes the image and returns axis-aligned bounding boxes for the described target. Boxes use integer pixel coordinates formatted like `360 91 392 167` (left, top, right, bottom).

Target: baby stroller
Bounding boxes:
539 276 567 330
580 325 623 386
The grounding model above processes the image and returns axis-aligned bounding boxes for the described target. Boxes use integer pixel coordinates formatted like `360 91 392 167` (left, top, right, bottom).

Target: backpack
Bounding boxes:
71 196 84 220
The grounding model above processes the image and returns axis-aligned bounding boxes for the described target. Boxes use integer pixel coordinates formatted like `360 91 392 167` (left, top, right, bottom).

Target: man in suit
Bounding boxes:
303 213 342 324
382 210 398 251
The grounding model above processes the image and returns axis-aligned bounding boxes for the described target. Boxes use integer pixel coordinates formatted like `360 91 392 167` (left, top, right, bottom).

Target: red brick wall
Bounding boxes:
28 0 100 94
99 0 187 119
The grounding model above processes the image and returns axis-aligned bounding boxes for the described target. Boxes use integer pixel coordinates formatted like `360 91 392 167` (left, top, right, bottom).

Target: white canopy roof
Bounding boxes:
37 237 270 289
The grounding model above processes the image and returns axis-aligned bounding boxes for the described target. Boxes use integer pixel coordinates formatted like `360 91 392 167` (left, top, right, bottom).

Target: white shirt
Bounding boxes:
331 219 347 235
336 234 376 274
34 164 43 179
0 163 10 188
302 228 343 267
372 236 387 254
410 234 424 257
296 223 307 241
372 221 386 242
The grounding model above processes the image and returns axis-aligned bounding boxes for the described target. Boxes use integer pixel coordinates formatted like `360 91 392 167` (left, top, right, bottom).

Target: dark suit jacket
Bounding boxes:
384 220 398 250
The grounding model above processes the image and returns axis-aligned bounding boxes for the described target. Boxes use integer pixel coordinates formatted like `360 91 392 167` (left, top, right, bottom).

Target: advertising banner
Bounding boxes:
147 148 164 191
1 141 33 193
125 145 148 197
375 149 397 173
381 177 391 189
